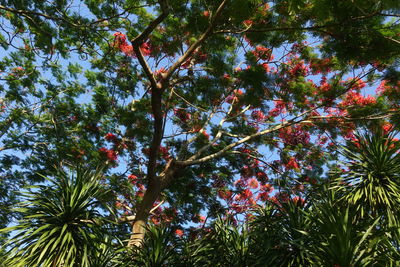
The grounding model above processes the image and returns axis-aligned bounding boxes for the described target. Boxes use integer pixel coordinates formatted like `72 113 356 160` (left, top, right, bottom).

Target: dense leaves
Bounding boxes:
0 168 115 267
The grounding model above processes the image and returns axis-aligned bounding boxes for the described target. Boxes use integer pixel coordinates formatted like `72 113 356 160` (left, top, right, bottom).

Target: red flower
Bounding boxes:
201 130 210 140
105 133 117 142
114 32 126 43
238 189 253 201
128 174 137 184
253 46 272 61
248 178 259 189
251 110 265 122
261 183 273 193
119 43 134 57
257 192 270 201
256 171 268 181
140 42 152 56
292 196 305 206
174 108 191 123
99 147 118 162
243 20 253 26
261 63 270 72
383 123 393 135
279 125 310 146
175 229 184 237
218 190 233 200
285 157 300 170
340 91 376 107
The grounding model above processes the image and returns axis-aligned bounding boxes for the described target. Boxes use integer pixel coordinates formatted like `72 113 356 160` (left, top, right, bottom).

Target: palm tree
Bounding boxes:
305 197 381 267
116 225 179 267
0 167 115 267
337 130 400 225
250 200 311 266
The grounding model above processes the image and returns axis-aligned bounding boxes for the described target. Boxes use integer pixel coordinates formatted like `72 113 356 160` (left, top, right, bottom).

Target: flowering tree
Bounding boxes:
0 0 399 249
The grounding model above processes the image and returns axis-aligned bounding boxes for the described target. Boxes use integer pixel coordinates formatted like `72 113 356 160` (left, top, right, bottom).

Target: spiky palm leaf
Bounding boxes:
250 200 311 266
0 167 114 267
114 224 179 267
306 199 381 267
189 218 252 267
338 131 400 225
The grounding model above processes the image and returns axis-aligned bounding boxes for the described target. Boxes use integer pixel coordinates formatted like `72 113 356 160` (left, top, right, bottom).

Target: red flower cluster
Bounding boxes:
226 89 244 104
288 61 309 77
279 125 310 146
154 67 167 80
256 171 268 181
235 189 253 201
383 123 393 134
248 178 259 189
376 80 400 96
309 58 332 74
243 20 253 26
218 189 233 200
113 32 152 57
114 32 134 57
159 146 170 160
99 147 118 162
292 196 305 206
318 76 331 93
105 133 118 142
251 110 265 122
174 108 191 123
252 46 272 61
268 100 286 117
128 174 137 184
285 157 300 170
261 62 270 72
175 229 184 237
340 91 376 107
271 191 290 205
347 78 366 90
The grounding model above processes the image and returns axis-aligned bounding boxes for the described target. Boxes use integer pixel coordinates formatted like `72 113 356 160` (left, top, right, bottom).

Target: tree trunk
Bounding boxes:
128 178 162 247
128 160 179 247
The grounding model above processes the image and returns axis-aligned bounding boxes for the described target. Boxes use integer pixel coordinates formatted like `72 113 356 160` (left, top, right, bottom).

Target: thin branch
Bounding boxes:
384 36 400 45
172 89 208 112
176 108 315 166
187 104 251 161
231 150 283 175
0 4 79 27
130 0 169 89
131 0 169 46
133 46 159 89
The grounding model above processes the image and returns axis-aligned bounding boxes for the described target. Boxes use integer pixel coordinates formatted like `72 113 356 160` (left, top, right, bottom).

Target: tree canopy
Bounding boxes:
0 0 399 257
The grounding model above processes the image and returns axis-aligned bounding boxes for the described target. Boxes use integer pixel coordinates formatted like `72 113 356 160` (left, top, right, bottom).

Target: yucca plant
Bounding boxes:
305 199 381 267
114 224 179 267
188 218 252 267
250 200 312 266
0 167 115 267
338 130 400 225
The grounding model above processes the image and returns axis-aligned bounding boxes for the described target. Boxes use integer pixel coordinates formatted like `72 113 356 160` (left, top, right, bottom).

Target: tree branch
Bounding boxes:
176 108 315 166
131 0 169 46
0 4 79 27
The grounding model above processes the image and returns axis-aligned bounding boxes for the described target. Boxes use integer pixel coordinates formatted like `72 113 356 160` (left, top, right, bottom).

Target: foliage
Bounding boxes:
337 130 400 225
0 0 399 262
0 168 115 267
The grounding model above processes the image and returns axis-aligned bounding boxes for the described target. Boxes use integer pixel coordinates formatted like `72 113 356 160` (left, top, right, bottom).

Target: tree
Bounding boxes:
0 0 399 249
337 130 400 225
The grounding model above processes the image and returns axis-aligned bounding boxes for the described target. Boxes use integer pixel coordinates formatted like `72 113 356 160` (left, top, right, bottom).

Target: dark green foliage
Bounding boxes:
0 167 116 267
